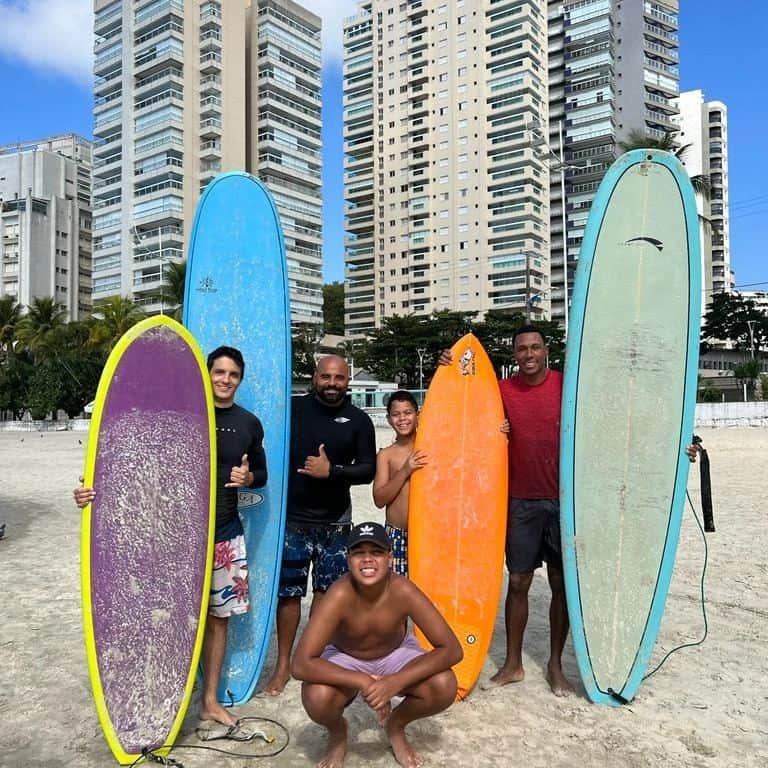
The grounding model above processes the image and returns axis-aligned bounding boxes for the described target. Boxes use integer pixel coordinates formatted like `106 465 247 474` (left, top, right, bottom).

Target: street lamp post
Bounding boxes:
416 347 426 393
746 319 756 359
526 119 581 338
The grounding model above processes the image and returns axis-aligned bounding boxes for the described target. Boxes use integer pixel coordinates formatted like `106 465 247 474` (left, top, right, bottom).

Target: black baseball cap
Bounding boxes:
347 522 391 551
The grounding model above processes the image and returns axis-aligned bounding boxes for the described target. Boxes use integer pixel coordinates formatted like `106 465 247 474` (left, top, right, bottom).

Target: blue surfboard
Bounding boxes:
184 172 291 705
560 149 701 706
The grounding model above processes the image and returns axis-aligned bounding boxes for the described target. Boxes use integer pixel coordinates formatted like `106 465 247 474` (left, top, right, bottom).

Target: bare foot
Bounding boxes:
318 718 348 768
545 662 574 697
375 701 392 726
262 666 291 696
199 700 239 728
386 719 423 768
482 664 525 689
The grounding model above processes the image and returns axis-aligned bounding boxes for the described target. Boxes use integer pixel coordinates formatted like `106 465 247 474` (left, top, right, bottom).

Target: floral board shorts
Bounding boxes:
209 534 250 618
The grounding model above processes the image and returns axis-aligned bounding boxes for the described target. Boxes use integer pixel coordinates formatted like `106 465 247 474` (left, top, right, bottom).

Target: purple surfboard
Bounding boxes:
82 316 215 763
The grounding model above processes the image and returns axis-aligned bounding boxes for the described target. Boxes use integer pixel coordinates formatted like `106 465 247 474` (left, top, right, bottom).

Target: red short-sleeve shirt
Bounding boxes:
499 369 562 499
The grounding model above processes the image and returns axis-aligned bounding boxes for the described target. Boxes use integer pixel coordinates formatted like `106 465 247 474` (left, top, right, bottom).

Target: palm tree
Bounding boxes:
157 259 186 320
0 295 22 363
15 297 69 362
88 296 146 352
618 129 711 200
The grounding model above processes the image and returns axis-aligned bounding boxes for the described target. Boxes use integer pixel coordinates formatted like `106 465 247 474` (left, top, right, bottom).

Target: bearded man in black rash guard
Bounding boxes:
262 354 376 696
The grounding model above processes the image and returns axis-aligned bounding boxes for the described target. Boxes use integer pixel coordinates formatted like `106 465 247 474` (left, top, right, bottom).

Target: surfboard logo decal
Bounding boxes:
238 491 264 508
459 349 476 376
196 276 218 293
624 236 664 252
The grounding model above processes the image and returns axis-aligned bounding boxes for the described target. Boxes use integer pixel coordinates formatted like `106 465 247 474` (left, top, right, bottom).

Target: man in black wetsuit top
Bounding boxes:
263 354 376 695
75 346 267 728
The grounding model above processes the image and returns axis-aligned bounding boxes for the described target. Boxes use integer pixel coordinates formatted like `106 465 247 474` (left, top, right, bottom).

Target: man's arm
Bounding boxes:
327 414 377 485
359 581 462 711
290 585 371 691
246 419 268 488
73 477 94 508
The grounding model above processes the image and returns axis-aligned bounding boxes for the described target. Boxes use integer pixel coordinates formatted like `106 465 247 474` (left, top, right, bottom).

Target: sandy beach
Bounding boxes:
1 426 766 767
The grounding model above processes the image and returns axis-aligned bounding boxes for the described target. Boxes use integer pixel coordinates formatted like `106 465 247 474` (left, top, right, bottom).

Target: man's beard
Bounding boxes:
316 386 346 405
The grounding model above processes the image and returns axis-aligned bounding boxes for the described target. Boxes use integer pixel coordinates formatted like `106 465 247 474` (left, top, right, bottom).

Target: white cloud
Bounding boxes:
0 0 358 85
300 0 358 64
0 0 93 85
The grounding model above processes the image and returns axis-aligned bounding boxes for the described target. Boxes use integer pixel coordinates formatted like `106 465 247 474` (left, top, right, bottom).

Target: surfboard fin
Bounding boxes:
606 688 630 705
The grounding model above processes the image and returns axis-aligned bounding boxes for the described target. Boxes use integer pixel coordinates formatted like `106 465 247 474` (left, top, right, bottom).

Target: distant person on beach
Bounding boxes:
74 346 267 728
292 522 462 768
372 390 427 576
263 355 377 696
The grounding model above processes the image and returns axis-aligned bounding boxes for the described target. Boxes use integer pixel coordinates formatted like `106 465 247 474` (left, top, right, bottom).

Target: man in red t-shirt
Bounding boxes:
490 325 573 696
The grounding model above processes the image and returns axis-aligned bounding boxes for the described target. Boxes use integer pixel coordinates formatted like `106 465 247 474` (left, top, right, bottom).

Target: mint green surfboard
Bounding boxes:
560 149 701 705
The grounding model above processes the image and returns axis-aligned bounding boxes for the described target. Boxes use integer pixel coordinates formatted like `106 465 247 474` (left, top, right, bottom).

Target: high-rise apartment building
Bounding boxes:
92 0 322 323
342 0 551 336
675 90 732 302
547 0 680 328
250 0 324 324
0 134 93 319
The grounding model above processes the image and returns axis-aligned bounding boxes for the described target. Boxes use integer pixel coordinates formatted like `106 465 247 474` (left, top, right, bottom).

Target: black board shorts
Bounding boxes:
505 498 563 574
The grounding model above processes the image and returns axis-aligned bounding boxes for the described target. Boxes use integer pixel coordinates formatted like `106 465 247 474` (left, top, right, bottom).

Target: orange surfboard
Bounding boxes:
409 333 508 699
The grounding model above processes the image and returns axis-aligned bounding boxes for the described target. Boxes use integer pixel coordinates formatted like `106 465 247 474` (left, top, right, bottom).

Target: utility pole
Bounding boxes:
746 319 756 359
416 347 426 393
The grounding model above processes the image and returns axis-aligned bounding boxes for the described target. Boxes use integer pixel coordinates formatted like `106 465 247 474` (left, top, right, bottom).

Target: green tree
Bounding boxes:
155 260 186 320
15 297 68 362
88 296 146 352
322 282 345 335
733 359 761 399
697 375 721 403
291 322 321 382
0 295 22 363
701 292 766 353
360 311 477 387
25 359 64 419
0 356 33 417
759 374 768 401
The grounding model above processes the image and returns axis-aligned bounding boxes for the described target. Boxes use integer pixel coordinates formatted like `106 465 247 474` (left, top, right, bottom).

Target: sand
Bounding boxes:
0 426 766 767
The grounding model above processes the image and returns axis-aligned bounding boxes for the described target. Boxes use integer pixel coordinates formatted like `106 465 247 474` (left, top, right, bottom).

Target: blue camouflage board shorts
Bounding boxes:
385 523 408 577
278 524 351 597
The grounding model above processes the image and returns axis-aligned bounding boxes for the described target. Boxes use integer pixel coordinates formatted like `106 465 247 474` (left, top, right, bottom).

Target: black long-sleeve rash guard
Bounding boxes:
287 393 376 527
214 403 267 541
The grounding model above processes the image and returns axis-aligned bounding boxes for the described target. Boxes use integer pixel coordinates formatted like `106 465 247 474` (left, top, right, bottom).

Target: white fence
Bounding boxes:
695 401 768 427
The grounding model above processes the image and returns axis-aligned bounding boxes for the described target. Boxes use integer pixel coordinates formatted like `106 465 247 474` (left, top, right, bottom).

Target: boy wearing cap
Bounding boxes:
373 390 427 576
292 522 462 768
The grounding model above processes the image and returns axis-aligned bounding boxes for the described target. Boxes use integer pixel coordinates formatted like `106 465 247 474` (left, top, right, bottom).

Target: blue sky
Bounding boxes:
0 0 764 292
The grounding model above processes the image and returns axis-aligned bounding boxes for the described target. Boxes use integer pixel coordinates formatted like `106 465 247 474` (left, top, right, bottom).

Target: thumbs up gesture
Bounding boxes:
298 443 331 478
226 454 253 488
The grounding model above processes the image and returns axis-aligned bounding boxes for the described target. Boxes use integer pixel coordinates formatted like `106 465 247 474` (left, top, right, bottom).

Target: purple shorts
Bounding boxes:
321 633 425 677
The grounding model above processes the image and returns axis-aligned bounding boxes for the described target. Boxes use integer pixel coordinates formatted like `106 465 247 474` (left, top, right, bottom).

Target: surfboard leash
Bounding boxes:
643 490 710 681
126 717 290 767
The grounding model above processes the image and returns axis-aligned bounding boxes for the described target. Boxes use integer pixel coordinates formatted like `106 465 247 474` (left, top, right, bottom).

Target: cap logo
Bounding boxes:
359 524 374 536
